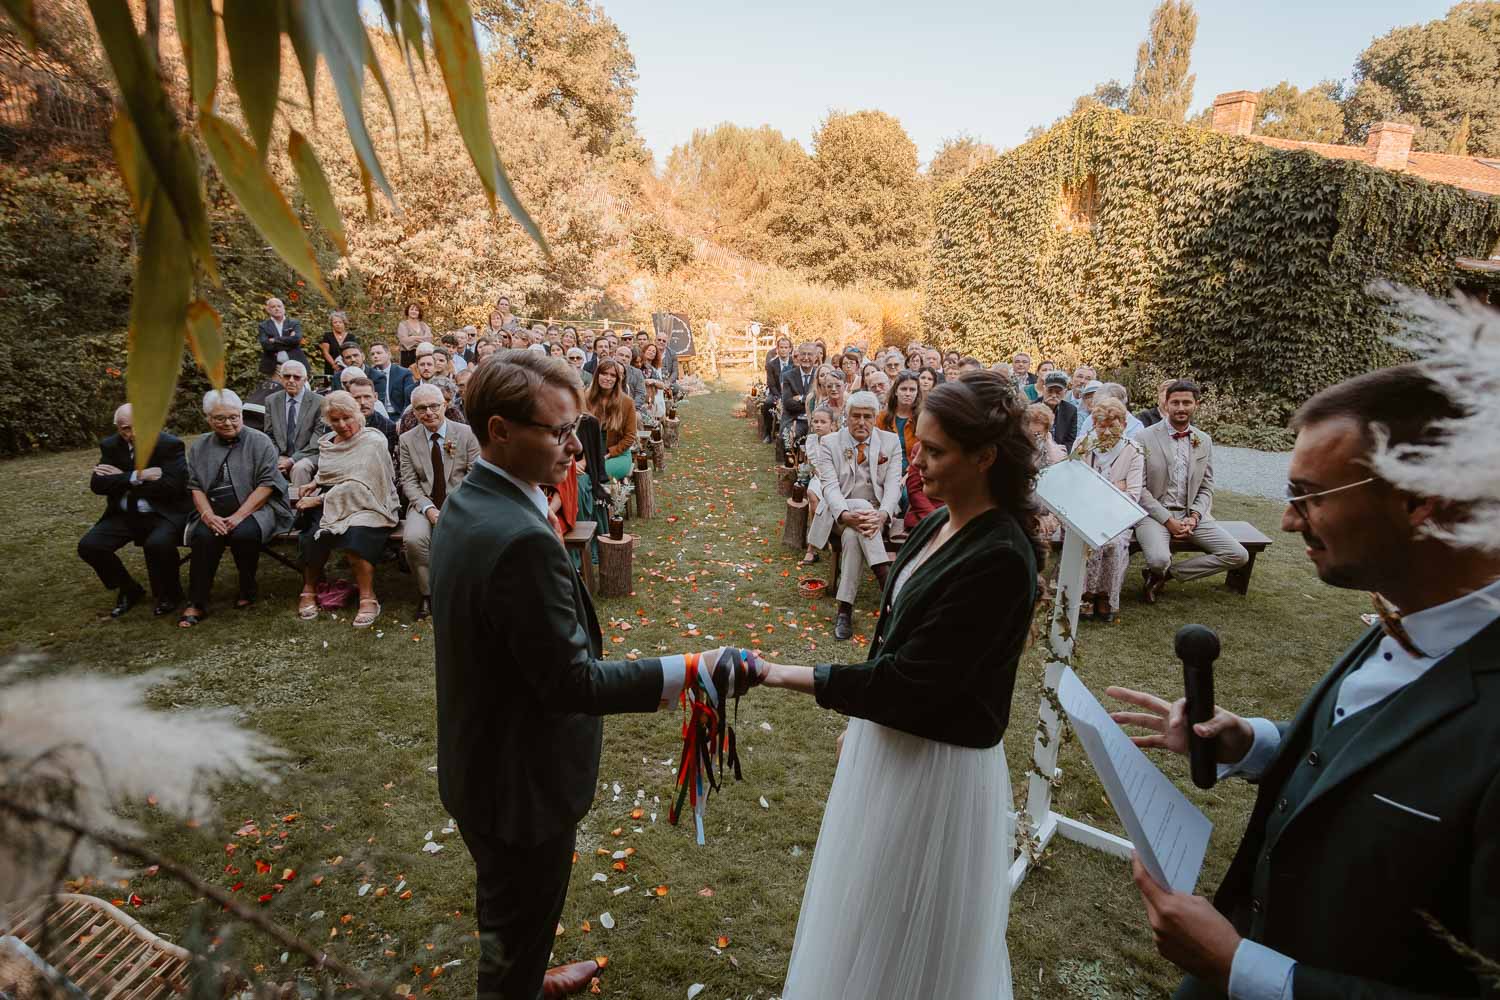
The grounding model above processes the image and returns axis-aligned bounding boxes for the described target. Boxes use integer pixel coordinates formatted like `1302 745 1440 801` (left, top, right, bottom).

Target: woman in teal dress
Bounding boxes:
583 359 637 481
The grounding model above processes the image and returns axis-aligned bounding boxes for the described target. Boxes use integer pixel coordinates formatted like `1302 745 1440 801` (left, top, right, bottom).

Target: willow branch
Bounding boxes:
0 796 395 998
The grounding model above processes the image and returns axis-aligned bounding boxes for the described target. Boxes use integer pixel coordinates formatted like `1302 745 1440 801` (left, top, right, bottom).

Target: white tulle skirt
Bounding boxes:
781 717 1014 1000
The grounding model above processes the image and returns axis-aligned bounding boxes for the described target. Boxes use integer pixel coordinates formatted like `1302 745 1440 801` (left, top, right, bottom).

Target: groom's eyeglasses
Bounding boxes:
516 416 582 445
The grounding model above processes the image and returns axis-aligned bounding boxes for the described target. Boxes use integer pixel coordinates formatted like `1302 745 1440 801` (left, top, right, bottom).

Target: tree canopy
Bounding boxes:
1127 0 1198 122
928 135 1000 187
1255 80 1347 143
664 123 807 255
764 110 929 289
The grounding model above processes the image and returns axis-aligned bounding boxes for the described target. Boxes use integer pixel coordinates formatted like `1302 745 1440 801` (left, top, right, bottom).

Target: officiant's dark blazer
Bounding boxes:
90 432 193 523
430 461 666 846
1183 619 1500 999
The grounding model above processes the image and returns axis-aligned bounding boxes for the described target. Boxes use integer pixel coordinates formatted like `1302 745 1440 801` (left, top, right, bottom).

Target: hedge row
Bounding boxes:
925 107 1500 423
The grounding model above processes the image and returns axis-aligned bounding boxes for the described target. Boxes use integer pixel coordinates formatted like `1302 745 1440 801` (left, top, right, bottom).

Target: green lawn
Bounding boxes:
0 389 1368 999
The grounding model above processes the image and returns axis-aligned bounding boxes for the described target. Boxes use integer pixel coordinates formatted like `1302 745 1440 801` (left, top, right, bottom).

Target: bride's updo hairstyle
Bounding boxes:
920 370 1047 565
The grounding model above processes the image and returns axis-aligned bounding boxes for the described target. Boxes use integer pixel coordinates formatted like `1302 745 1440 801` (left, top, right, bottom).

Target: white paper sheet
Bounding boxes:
1057 667 1213 894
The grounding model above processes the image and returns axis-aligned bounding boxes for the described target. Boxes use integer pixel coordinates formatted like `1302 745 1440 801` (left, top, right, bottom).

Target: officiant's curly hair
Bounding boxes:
923 370 1047 566
464 349 584 445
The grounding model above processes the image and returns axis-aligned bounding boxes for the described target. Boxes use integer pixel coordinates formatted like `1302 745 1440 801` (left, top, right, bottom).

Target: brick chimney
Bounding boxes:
1211 91 1260 137
1366 121 1414 172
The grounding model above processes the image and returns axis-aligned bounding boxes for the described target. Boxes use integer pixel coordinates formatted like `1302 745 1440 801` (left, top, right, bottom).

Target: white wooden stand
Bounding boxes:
1010 461 1148 892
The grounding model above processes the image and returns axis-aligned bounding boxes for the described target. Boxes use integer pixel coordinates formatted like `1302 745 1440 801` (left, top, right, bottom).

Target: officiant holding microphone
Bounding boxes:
1109 362 1500 998
429 350 764 1000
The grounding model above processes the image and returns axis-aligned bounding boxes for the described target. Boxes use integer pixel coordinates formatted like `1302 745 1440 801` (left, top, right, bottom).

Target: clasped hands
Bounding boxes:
94 464 162 481
1165 511 1201 541
295 482 323 511
1106 684 1256 990
837 508 886 539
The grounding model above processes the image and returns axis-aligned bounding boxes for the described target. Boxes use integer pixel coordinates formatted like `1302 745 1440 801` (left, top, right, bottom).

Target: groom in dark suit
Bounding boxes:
1110 364 1500 998
430 350 762 1000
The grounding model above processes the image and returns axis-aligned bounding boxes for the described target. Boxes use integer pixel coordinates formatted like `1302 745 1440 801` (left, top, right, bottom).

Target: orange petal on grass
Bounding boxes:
697 887 714 897
716 935 730 949
595 956 609 969
630 808 644 820
611 861 627 872
623 847 636 857
610 828 623 837
254 860 271 874
581 920 591 933
653 885 669 897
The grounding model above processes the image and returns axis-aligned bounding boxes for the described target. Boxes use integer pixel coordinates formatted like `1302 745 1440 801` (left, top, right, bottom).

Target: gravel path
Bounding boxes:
1213 445 1292 501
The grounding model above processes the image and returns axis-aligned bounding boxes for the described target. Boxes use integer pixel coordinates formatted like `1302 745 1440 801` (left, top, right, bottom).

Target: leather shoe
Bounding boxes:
111 584 145 618
834 611 853 641
415 596 431 621
153 596 181 617
1141 569 1168 604
541 959 600 998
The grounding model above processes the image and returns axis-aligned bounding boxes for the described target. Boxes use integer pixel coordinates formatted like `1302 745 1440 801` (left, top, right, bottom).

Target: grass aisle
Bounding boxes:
0 389 1369 998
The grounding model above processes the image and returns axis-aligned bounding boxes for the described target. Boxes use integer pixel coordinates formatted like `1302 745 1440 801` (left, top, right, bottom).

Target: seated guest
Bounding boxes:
294 391 399 628
180 390 293 627
917 366 939 394
1040 370 1080 452
1027 359 1056 401
264 360 325 497
881 352 904 380
334 342 376 402
78 403 191 617
475 337 501 363
613 344 649 410
439 334 468 372
923 347 942 373
1135 380 1248 602
943 355 961 384
548 342 566 359
905 347 924 372
399 385 480 620
319 310 358 376
1134 377 1176 429
566 346 593 387
801 405 840 566
990 360 1013 381
859 361 882 391
584 359 637 480
639 342 668 419
781 342 820 448
862 369 890 401
818 365 848 420
257 296 309 376
1069 365 1097 405
340 371 399 457
366 341 414 415
561 327 578 351
807 390 904 641
959 356 984 375
1078 397 1145 623
877 370 921 475
433 344 459 378
455 367 473 393
839 352 863 392
1024 402 1067 466
655 332 679 387
1076 382 1145 442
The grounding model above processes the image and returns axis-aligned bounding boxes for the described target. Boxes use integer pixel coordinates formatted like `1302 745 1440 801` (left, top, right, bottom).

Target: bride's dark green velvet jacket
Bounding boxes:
813 506 1039 748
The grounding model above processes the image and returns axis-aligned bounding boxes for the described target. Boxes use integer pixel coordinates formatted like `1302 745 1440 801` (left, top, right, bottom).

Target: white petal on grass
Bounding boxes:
599 912 615 930
592 873 608 883
687 985 705 999
421 841 443 854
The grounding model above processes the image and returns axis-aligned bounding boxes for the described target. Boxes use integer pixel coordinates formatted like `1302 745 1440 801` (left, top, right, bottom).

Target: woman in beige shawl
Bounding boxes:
293 391 399 627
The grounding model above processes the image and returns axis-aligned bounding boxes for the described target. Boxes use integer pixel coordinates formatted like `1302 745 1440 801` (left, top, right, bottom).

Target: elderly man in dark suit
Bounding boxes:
77 403 192 617
1110 363 1500 999
761 335 793 444
256 296 309 376
430 351 763 1000
780 341 819 441
263 360 325 497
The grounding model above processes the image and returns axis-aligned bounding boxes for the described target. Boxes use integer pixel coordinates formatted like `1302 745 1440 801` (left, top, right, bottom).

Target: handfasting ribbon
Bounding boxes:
668 647 758 844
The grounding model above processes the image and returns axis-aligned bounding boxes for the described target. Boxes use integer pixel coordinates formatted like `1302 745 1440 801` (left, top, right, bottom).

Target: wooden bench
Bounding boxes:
565 520 598 594
1048 519 1272 596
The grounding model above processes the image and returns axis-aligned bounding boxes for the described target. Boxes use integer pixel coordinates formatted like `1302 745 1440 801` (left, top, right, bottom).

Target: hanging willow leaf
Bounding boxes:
186 300 227 387
199 112 333 301
283 0 319 116
172 0 217 114
1 0 35 48
288 128 349 255
427 0 547 252
297 0 398 209
396 0 427 71
86 0 220 286
128 194 193 473
110 113 152 224
223 0 281 156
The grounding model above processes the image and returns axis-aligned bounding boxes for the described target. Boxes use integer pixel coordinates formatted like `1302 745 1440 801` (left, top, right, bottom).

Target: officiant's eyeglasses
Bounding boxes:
1283 477 1377 519
516 415 581 445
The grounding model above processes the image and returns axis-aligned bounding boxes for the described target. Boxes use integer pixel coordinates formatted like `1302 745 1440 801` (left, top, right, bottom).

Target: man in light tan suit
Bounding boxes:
807 391 904 641
1133 380 1247 602
399 384 480 620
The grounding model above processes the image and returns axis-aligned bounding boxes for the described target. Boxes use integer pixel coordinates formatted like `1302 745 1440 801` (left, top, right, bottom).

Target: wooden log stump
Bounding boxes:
597 534 634 598
631 466 655 520
775 464 796 497
650 438 667 474
663 417 680 449
782 498 809 550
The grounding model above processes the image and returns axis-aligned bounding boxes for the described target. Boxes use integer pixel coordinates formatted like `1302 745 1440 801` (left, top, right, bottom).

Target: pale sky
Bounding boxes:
597 0 1453 167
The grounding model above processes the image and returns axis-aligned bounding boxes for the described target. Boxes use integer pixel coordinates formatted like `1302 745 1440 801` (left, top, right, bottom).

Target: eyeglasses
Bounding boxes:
413 403 444 414
207 413 242 425
516 415 582 445
1284 477 1377 519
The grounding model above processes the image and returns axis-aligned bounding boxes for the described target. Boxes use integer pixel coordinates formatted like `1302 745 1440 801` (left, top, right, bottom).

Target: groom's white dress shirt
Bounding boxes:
1224 574 1500 999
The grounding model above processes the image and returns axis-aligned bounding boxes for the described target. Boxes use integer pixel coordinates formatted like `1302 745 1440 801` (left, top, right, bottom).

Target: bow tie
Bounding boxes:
1372 592 1426 658
1171 430 1192 440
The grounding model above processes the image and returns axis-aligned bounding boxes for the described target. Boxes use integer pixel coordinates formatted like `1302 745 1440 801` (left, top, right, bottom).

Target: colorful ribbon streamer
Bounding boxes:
669 647 756 844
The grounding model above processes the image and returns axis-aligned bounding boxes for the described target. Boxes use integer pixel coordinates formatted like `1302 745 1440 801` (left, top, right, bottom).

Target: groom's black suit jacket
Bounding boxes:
430 460 666 847
1185 619 1500 999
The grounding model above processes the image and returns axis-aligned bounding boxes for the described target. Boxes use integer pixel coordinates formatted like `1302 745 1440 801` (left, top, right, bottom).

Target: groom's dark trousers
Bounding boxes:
1174 620 1500 999
431 461 671 1000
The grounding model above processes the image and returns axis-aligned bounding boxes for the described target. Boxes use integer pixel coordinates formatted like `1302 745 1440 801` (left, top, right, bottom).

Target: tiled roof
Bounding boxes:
1244 134 1500 198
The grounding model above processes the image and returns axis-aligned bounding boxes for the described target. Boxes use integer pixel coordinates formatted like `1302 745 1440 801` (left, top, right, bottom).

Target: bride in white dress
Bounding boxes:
757 371 1045 1000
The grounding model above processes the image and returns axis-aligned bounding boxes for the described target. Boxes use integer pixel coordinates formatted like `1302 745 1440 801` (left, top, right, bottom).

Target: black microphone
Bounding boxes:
1174 624 1221 790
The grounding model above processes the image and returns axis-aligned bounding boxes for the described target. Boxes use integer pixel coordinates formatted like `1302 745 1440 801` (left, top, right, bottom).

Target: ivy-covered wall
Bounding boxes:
926 107 1500 421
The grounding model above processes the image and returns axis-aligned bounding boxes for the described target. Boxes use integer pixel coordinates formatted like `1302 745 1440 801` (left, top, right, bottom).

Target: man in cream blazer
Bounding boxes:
808 391 904 640
1133 381 1247 602
399 384 480 619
